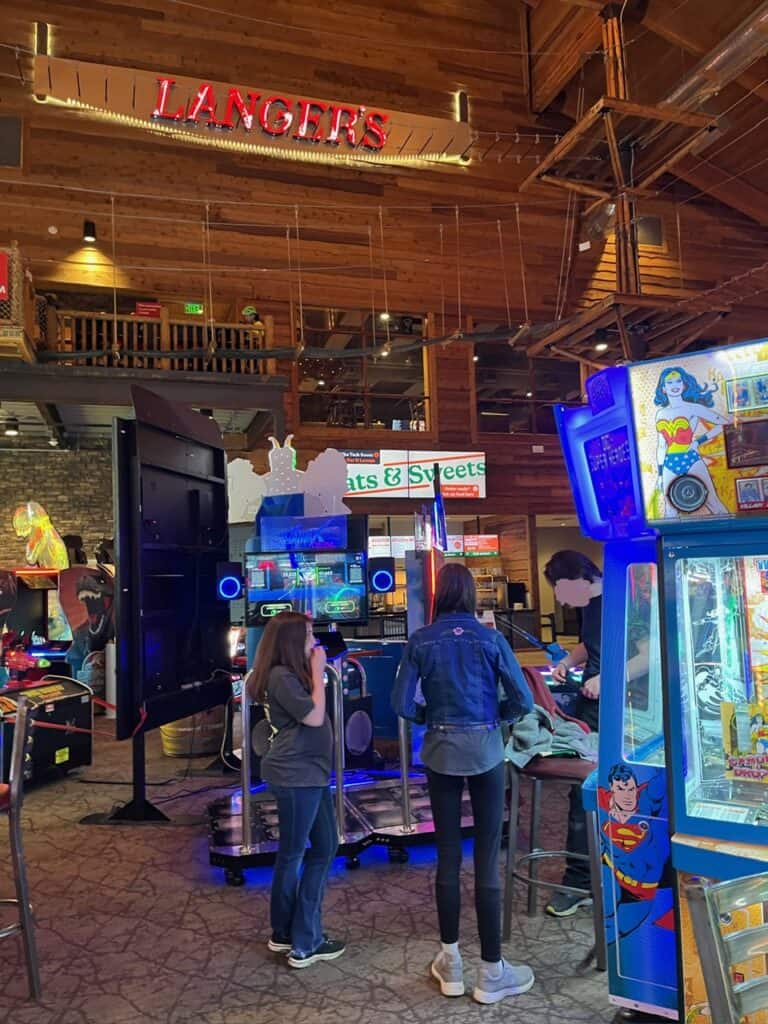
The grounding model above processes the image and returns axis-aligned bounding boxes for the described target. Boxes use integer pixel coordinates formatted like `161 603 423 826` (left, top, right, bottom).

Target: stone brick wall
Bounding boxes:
0 450 113 566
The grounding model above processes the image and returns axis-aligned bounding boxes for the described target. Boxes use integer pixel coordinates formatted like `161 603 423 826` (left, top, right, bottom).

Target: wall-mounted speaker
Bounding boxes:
216 561 244 600
369 557 396 594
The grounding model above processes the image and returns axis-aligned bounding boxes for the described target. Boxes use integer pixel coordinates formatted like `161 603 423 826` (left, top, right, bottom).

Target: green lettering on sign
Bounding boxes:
184 302 204 315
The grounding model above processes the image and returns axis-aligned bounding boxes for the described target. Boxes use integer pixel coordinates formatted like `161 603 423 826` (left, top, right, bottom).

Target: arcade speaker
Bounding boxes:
369 557 397 594
667 474 708 513
216 561 244 601
327 695 375 770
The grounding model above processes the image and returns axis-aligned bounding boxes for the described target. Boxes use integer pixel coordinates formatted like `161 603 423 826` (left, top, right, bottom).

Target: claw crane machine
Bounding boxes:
557 339 768 1023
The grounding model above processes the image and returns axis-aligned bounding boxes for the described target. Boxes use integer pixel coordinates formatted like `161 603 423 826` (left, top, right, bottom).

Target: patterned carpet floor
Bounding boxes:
0 731 616 1024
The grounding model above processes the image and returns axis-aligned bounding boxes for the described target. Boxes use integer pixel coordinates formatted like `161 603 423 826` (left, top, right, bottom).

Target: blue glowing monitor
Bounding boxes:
244 550 368 626
555 366 649 541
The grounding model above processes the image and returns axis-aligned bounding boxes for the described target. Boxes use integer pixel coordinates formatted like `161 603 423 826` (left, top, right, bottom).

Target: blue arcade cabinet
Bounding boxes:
557 339 768 1022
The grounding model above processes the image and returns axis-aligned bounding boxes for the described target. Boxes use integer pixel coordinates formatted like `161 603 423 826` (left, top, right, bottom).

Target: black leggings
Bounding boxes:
426 762 505 963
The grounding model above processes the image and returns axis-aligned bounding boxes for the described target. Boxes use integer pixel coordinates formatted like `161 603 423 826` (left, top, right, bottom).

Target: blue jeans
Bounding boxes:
269 785 338 954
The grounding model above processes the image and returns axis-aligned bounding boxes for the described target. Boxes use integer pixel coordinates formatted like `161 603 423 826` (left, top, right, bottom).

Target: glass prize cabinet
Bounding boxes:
557 340 768 1023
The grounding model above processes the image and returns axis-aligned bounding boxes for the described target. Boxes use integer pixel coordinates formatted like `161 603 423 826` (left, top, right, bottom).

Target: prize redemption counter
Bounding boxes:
557 339 768 1022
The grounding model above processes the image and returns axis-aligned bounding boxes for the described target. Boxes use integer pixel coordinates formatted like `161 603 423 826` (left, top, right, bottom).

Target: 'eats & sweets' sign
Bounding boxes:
33 56 472 166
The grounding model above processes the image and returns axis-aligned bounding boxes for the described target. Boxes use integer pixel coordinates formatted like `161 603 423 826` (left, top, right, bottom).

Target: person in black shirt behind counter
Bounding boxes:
542 550 603 917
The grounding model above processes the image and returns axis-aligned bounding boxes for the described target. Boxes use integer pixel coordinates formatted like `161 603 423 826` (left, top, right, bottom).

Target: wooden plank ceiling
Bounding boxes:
0 0 767 358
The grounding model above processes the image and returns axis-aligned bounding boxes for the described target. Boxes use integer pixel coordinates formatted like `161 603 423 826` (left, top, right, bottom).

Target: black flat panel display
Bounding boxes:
114 387 231 740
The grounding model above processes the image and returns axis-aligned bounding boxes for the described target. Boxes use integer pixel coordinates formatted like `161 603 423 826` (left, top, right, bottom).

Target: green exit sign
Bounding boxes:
184 302 204 315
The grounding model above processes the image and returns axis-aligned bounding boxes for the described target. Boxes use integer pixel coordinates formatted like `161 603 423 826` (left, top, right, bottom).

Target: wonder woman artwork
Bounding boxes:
654 367 730 517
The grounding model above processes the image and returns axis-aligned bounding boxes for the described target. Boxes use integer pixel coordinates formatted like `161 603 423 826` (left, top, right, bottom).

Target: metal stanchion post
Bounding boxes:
397 716 414 834
239 695 254 855
329 663 346 843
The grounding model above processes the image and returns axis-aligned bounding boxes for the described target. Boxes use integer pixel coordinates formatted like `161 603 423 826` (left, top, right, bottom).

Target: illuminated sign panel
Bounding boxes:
33 57 472 166
343 450 486 499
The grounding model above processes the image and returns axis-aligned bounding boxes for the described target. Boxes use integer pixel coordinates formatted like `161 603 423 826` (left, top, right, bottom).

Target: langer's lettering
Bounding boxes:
151 76 389 150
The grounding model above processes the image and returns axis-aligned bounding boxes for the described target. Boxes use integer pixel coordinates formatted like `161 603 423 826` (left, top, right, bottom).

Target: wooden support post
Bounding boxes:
615 307 632 361
159 306 171 371
579 359 592 397
527 514 540 618
519 3 532 114
602 14 628 100
615 192 640 295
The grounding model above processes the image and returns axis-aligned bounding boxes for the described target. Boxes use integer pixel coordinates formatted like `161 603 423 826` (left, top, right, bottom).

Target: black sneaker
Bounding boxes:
545 890 593 917
267 933 292 953
288 938 346 968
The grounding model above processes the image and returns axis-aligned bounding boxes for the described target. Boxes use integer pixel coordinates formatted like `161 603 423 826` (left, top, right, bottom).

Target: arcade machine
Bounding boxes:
0 567 92 783
557 339 768 1022
207 463 461 882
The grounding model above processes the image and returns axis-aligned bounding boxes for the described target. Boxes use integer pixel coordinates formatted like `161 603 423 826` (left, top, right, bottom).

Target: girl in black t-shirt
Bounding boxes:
248 611 345 968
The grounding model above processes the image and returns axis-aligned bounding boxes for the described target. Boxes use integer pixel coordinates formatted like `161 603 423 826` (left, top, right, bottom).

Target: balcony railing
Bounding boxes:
44 311 274 375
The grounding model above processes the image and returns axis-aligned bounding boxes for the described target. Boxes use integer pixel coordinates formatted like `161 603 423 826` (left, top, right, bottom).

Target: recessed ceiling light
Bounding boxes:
47 225 58 235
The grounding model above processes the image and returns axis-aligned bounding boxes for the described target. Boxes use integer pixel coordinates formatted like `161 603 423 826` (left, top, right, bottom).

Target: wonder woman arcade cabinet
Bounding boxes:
558 339 768 1022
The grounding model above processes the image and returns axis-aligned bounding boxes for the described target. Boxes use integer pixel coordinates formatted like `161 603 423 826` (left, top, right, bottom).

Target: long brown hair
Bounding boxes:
433 563 477 618
247 611 312 703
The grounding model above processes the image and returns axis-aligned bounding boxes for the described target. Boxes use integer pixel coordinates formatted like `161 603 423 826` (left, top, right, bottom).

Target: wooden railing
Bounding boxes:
0 243 36 361
48 310 275 375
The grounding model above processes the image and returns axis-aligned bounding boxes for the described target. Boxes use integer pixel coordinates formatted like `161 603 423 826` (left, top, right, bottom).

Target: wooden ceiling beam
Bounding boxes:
672 157 768 228
539 173 610 199
528 2 604 112
558 0 605 10
526 296 616 355
669 312 729 354
34 402 66 447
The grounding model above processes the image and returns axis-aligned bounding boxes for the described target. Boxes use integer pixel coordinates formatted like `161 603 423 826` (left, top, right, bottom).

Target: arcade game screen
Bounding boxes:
245 551 367 626
674 554 768 826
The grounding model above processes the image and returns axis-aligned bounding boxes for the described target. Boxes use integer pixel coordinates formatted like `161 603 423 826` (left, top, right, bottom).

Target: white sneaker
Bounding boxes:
430 951 465 996
473 959 534 1004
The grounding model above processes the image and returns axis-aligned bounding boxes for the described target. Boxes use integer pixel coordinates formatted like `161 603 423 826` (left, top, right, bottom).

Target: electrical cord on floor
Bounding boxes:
77 777 176 787
152 780 238 806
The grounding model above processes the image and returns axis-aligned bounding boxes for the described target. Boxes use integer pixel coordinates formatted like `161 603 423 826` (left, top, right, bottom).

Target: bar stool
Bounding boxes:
502 757 606 971
0 697 42 1000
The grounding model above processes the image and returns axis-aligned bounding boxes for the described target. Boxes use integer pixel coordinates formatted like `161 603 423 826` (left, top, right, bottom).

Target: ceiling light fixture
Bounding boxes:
595 341 608 353
83 219 96 243
525 391 533 398
318 379 326 386
48 225 58 235
379 312 391 322
473 354 479 363
200 408 214 419
381 345 391 358
4 417 20 437
48 433 59 447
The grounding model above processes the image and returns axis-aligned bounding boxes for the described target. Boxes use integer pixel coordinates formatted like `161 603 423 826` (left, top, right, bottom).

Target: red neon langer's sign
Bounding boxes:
152 79 389 151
